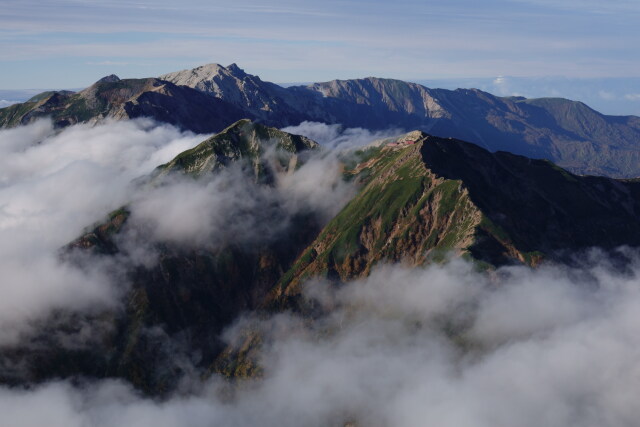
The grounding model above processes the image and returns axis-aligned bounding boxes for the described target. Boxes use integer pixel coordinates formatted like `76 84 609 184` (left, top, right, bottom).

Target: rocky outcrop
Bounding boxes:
160 63 307 126
156 119 318 178
4 122 640 393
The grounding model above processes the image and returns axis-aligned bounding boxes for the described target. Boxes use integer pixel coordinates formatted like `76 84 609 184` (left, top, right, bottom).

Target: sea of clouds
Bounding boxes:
2 119 640 427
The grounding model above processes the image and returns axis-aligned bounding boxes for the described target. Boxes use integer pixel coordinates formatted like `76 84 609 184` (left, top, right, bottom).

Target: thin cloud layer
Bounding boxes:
0 100 18 108
281 121 402 150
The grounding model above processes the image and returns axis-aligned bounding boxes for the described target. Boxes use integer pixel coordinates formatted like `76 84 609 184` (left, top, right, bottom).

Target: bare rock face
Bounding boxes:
3 121 640 394
160 63 232 97
305 78 450 119
268 131 640 307
160 63 302 124
0 76 251 133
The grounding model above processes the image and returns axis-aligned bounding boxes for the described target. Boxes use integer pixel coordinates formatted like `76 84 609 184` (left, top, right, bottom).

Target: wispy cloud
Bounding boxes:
0 100 18 107
2 0 640 88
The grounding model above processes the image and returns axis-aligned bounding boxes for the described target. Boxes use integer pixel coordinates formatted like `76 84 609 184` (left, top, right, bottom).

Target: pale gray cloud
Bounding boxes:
281 121 403 150
0 118 207 344
0 118 365 344
3 117 640 426
3 254 640 426
127 142 356 248
0 100 18 108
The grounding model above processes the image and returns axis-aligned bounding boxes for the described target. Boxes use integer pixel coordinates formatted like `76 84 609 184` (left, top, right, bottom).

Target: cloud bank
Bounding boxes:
3 254 640 426
0 118 356 344
0 118 207 344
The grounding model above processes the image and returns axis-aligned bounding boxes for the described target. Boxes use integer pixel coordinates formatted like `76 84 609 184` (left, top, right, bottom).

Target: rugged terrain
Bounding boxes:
0 121 320 393
2 120 640 393
270 132 640 307
163 64 640 177
0 75 249 133
3 63 640 176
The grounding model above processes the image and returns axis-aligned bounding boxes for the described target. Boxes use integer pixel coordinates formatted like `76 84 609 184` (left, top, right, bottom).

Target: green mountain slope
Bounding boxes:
156 119 318 178
267 132 640 306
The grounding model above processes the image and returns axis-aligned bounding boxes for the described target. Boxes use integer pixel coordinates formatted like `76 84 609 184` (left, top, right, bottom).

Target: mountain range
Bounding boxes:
3 119 640 393
2 63 640 177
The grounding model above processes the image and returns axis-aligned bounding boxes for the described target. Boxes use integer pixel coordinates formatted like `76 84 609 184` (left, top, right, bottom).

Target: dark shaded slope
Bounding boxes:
420 136 640 254
161 64 640 176
298 80 640 176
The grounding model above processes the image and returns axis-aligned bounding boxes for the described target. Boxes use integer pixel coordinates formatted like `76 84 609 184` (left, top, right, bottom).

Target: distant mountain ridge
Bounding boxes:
161 63 640 177
2 63 640 176
0 75 250 133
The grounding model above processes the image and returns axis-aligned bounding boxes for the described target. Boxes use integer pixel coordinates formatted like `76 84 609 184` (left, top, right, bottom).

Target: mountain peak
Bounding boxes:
193 63 224 73
226 63 247 77
97 74 120 83
157 120 318 177
160 63 247 82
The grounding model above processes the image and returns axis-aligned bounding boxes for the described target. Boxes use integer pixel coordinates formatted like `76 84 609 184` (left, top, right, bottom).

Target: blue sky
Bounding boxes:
1 0 639 113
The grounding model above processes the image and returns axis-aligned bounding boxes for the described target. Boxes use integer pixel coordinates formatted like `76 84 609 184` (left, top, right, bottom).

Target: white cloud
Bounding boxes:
3 255 640 426
281 121 402 150
4 118 640 426
0 99 19 108
599 90 616 100
0 118 365 343
493 75 506 85
624 93 640 101
0 118 208 344
127 143 357 248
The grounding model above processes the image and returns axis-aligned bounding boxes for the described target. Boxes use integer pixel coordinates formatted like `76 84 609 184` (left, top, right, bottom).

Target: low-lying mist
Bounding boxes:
2 119 639 426
0 119 356 344
3 253 640 426
0 118 206 344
